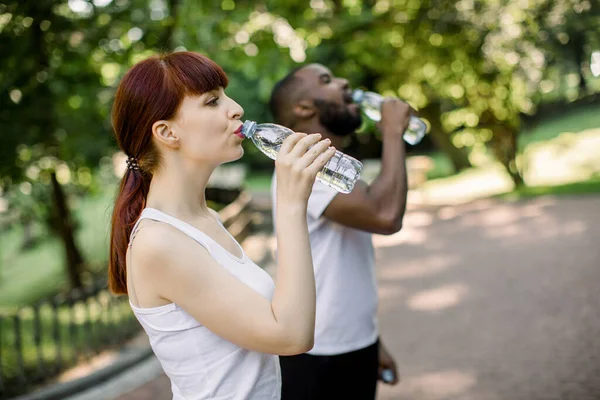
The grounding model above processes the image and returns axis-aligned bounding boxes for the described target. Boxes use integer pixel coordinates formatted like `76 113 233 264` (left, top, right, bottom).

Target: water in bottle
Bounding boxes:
352 89 428 145
241 121 363 194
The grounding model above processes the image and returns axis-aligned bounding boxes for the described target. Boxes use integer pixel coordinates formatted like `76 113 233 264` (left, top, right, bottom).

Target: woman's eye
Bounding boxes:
208 97 219 106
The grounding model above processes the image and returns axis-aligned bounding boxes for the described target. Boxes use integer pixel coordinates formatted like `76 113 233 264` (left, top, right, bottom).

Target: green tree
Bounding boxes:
0 0 179 288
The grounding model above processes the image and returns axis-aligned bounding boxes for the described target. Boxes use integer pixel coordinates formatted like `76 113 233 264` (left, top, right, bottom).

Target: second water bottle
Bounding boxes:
352 89 428 145
241 121 362 194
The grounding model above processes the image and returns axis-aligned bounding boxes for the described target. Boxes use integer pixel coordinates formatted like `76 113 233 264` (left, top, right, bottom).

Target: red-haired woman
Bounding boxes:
108 51 335 399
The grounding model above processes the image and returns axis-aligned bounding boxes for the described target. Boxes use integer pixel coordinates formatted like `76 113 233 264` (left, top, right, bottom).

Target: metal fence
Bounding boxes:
0 189 255 399
0 278 138 398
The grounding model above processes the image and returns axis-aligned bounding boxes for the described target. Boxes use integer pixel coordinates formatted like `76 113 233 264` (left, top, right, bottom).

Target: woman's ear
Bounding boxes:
293 100 317 119
152 120 179 149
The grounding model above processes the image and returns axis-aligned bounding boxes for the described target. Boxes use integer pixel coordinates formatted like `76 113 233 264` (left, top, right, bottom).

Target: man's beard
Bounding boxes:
314 99 362 137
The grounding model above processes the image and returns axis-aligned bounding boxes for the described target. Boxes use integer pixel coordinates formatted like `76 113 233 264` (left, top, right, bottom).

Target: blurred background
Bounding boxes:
1 0 599 399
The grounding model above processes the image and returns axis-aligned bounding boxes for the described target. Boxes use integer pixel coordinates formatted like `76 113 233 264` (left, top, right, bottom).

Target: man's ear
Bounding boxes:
293 100 317 119
152 120 179 149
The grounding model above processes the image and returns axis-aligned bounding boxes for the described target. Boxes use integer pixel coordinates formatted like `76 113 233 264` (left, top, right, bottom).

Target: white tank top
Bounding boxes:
128 208 281 400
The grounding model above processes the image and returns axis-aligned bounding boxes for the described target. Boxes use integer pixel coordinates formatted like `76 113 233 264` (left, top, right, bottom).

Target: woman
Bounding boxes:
108 51 335 399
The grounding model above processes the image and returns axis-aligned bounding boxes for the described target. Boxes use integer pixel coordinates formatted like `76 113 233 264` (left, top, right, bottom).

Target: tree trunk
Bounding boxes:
50 172 85 289
420 103 472 172
20 219 37 250
571 32 587 95
491 125 524 188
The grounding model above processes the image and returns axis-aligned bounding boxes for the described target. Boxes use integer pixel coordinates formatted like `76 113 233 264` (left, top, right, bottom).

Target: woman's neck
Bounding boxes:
145 159 215 220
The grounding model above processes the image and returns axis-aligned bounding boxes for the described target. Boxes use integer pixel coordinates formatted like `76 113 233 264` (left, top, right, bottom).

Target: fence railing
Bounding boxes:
0 190 254 399
0 278 138 399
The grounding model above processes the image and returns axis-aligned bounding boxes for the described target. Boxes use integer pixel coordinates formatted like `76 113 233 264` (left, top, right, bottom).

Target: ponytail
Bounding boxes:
108 169 151 294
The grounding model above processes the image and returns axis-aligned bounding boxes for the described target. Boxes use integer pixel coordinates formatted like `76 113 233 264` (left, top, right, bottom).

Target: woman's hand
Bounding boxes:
275 132 335 207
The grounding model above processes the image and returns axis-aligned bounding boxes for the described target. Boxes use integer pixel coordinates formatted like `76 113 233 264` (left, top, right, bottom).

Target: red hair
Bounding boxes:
109 52 228 294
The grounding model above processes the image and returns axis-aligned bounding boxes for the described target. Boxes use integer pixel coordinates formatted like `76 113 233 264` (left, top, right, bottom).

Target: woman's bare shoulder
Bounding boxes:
128 219 211 273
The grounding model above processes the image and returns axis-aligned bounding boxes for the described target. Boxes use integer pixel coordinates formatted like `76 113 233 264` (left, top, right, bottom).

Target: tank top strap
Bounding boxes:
129 208 213 254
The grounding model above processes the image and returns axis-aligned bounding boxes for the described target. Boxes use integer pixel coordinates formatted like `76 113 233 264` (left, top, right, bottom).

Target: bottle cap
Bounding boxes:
241 120 257 138
351 89 365 103
382 369 395 383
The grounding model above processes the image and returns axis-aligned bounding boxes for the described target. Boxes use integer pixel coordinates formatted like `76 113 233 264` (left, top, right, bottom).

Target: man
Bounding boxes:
269 63 412 399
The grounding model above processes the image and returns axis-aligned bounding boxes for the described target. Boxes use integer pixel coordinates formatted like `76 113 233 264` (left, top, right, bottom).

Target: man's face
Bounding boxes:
295 64 362 137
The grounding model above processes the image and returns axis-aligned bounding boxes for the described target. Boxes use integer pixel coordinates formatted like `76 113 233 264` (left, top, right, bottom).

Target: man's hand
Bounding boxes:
378 97 414 139
378 341 399 385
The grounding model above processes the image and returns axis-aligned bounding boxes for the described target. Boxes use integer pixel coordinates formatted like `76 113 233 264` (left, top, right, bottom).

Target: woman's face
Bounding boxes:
171 87 245 166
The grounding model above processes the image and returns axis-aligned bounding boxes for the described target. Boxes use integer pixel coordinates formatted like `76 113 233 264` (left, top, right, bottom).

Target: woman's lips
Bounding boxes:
234 125 244 139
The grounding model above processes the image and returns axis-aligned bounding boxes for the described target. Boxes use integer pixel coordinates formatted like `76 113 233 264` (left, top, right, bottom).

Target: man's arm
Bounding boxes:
322 98 412 235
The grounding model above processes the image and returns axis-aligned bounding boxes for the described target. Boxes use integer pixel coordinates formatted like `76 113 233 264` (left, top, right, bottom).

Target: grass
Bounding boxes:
416 126 600 205
0 185 116 308
519 104 600 149
410 105 600 204
412 104 600 185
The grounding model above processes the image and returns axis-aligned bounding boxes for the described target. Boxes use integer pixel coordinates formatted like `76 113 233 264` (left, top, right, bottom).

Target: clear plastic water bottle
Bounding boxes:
241 121 363 194
381 368 395 383
352 89 428 145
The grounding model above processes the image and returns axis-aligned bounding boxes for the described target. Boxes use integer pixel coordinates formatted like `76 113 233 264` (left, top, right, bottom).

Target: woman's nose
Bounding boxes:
229 99 244 120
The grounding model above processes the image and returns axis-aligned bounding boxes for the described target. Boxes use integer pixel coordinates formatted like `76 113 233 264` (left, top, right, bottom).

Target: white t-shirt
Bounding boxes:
271 174 379 355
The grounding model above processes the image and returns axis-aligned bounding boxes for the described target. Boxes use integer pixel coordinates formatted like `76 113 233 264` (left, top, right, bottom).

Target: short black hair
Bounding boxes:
269 65 305 125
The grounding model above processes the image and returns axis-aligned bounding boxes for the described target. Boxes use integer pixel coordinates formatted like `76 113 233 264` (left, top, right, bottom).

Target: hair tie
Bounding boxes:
125 156 140 171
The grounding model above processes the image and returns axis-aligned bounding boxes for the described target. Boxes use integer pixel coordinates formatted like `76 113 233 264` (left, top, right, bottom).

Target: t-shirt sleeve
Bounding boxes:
306 181 338 220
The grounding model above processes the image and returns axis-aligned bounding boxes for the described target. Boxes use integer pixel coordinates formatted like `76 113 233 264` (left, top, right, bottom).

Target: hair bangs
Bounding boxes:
162 52 228 98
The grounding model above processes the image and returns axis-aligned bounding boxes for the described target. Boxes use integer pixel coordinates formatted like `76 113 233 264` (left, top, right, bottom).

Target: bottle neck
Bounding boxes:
241 120 257 139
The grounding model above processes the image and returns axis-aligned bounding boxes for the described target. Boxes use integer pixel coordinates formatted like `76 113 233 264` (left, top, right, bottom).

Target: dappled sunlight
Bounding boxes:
378 283 405 302
460 198 499 212
438 206 458 220
562 220 587 235
378 282 407 314
379 255 459 281
58 350 117 383
404 210 435 227
463 204 521 227
442 196 584 244
533 218 588 241
398 370 478 400
519 202 547 218
466 197 589 242
524 129 600 187
526 196 558 209
419 165 514 205
373 225 429 248
407 189 429 206
373 210 435 247
484 223 524 239
407 283 469 312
